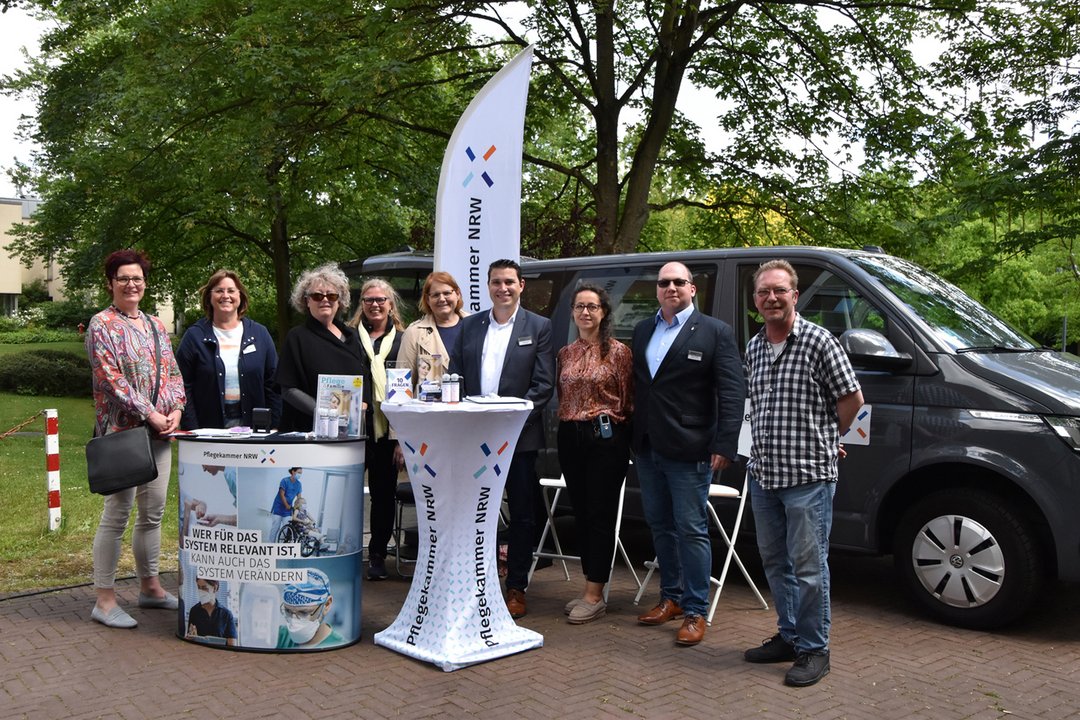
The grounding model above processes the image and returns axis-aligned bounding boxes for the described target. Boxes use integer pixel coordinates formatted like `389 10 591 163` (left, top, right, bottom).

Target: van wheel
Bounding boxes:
893 489 1043 629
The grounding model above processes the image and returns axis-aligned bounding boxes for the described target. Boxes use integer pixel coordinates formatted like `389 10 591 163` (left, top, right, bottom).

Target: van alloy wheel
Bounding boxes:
909 513 1005 608
894 488 1043 629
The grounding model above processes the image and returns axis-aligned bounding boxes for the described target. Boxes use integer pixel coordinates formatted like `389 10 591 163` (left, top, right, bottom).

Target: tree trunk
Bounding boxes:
611 3 699 255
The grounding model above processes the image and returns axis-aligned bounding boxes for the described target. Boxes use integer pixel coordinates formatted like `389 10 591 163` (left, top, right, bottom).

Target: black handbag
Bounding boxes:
86 316 163 495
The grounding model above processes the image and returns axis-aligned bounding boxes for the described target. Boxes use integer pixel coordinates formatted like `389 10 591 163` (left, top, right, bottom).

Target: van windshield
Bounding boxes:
851 255 1037 353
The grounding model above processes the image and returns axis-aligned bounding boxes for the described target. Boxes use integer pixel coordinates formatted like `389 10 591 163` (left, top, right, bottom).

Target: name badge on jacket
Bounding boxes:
518 336 533 347
243 344 257 354
687 350 702 362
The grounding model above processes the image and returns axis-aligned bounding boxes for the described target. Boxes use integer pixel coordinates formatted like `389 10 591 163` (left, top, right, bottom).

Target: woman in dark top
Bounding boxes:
177 269 280 430
347 278 405 580
557 284 633 624
186 577 237 646
275 263 369 433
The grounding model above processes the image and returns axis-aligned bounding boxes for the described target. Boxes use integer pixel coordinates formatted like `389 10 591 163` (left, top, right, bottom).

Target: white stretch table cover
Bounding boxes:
375 400 542 671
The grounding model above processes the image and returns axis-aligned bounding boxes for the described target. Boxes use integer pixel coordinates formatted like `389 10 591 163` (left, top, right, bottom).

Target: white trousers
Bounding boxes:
92 439 172 588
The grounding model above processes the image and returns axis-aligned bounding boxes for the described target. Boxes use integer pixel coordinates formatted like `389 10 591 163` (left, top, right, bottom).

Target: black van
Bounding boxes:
355 246 1080 629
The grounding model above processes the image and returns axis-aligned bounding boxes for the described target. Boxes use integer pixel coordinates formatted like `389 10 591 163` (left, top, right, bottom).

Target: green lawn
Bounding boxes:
0 391 180 594
0 340 86 357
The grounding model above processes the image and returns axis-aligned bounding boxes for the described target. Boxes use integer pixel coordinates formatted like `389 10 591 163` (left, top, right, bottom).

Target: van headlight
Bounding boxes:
1044 416 1080 452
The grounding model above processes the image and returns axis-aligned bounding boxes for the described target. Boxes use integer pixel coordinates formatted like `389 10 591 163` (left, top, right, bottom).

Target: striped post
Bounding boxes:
44 409 61 531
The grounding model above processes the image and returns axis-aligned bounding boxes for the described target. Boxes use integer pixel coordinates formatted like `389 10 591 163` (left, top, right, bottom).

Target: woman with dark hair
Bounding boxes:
85 249 186 628
556 284 634 624
176 269 280 429
347 278 405 580
274 263 369 433
397 271 467 385
186 577 237 646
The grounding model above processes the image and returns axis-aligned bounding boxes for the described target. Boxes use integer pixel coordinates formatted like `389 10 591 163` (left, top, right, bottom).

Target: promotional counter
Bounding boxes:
374 400 543 671
176 435 365 651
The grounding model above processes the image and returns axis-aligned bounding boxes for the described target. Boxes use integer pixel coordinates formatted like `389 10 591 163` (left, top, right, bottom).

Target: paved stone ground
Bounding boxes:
3 542 1079 720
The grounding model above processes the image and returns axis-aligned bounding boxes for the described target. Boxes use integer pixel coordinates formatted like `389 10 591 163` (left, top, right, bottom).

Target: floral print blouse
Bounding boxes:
86 306 186 436
557 338 634 423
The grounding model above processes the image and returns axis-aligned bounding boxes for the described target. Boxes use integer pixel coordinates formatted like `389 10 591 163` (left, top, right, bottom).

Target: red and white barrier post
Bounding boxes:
44 409 61 531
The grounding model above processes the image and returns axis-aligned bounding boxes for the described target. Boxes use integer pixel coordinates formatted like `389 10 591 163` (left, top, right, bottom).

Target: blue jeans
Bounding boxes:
636 445 712 617
750 478 835 655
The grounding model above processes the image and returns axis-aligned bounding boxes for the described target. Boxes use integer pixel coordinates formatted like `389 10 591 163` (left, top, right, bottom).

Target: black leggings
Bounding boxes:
557 421 631 584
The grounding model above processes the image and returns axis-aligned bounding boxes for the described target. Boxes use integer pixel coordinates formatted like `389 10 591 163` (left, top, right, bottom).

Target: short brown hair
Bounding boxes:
753 259 798 291
418 271 465 318
104 249 150 281
199 270 250 319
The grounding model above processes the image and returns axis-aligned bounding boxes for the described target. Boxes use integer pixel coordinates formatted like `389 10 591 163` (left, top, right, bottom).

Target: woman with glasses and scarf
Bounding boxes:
347 278 404 580
275 263 370 433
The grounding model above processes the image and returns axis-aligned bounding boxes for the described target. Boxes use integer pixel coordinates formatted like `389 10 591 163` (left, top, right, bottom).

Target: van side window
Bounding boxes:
551 266 716 347
738 263 887 347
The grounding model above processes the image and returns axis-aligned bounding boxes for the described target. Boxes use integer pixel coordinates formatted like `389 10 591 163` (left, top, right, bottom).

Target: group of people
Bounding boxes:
85 248 861 687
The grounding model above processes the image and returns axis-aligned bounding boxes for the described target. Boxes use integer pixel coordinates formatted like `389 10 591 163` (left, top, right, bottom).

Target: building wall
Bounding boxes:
1 196 66 311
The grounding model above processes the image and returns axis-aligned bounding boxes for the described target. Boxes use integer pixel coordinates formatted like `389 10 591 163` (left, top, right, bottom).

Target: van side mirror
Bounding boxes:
840 329 912 370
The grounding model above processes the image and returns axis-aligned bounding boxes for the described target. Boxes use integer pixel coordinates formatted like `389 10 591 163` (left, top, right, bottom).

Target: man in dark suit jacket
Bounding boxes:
452 259 555 619
632 261 746 646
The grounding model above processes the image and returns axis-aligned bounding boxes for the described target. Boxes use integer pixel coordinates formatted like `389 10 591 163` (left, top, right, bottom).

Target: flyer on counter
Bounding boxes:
314 374 364 438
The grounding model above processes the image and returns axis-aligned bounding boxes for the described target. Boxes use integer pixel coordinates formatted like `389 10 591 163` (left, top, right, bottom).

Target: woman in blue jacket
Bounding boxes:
177 270 281 429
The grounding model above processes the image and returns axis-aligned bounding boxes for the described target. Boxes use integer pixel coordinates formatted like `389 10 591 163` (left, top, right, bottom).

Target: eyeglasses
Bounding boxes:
114 276 145 286
573 303 602 314
362 297 389 306
755 288 793 299
307 292 340 303
428 290 456 299
280 602 324 621
656 278 691 288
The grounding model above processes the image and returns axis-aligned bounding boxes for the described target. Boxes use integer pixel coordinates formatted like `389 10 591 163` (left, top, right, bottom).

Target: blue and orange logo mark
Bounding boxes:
403 440 437 478
462 145 496 188
474 439 510 479
259 449 276 464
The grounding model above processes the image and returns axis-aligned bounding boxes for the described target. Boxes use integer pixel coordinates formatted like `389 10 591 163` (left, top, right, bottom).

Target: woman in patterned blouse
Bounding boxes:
557 284 634 624
85 250 186 629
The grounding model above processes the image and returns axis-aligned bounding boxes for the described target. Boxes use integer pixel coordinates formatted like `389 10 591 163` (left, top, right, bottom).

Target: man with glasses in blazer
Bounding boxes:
631 261 746 647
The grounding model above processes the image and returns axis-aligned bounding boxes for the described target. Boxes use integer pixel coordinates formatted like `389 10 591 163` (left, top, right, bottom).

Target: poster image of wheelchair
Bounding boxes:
236 555 361 650
235 463 365 558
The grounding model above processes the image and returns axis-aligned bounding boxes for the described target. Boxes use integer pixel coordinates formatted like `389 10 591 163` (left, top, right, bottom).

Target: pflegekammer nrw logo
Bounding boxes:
462 145 496 188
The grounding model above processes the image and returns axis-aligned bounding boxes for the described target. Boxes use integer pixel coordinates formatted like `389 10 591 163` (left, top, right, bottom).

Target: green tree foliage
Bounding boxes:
5 0 466 339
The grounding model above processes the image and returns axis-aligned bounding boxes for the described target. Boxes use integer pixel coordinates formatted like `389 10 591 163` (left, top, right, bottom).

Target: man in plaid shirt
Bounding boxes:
743 259 863 687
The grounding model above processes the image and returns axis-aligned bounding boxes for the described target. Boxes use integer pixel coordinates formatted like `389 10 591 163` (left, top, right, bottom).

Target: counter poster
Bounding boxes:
177 439 365 651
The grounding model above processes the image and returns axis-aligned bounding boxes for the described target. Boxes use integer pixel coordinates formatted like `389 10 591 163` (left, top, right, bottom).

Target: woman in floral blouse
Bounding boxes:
85 250 186 629
557 284 633 624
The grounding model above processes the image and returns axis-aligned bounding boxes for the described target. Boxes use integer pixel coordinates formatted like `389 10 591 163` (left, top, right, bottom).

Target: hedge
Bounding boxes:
0 349 91 397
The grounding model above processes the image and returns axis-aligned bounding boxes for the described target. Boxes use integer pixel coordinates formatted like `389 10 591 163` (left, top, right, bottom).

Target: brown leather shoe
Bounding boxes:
675 615 706 646
637 598 684 625
506 588 527 619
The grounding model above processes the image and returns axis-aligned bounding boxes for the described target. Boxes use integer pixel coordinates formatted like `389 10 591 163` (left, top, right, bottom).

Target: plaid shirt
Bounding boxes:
745 314 860 490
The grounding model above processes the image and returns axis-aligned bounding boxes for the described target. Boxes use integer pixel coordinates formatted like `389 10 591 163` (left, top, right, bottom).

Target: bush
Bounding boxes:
0 328 83 344
38 300 98 331
0 350 91 397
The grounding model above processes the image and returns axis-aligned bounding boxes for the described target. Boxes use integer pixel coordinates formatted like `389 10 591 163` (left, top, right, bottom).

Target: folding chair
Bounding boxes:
634 477 767 624
392 481 417 577
528 474 641 602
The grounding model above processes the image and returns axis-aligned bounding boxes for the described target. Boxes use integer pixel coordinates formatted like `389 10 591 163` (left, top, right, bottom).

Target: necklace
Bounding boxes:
112 305 141 320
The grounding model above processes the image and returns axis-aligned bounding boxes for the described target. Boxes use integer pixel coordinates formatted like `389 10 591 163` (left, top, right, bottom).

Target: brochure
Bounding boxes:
314 374 365 438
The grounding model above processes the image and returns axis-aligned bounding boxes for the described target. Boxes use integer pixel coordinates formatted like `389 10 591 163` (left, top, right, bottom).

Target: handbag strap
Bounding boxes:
149 315 162 408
